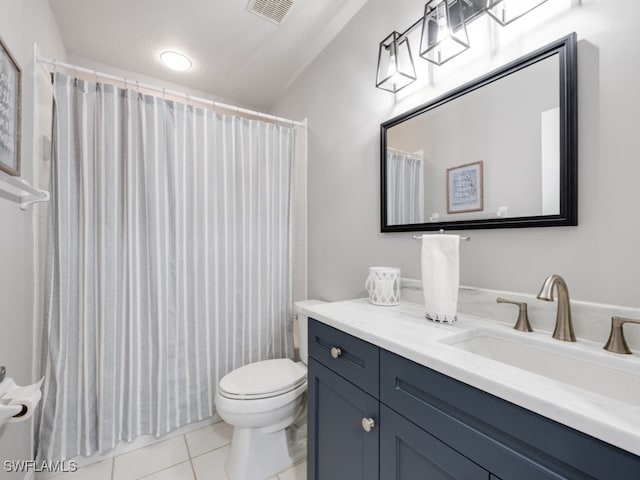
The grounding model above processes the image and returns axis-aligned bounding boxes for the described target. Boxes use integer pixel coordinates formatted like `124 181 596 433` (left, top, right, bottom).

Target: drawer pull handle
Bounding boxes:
362 417 375 432
330 347 342 359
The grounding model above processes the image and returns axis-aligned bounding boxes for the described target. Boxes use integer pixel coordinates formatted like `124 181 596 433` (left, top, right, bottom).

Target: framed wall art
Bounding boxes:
447 161 483 214
0 35 21 176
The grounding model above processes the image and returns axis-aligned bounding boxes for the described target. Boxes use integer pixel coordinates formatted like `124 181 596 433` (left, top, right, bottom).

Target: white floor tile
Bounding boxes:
191 446 230 480
113 436 190 480
139 461 194 480
277 461 306 480
185 422 233 457
50 459 113 480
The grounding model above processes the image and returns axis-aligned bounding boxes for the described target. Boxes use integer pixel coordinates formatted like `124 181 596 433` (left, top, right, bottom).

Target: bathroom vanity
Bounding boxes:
303 299 640 480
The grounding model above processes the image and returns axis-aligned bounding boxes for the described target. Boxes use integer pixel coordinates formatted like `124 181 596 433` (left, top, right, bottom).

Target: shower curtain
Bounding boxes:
387 149 424 224
37 73 296 461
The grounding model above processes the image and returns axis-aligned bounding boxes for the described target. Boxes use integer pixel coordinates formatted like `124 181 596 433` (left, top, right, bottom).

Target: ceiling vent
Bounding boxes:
247 0 295 25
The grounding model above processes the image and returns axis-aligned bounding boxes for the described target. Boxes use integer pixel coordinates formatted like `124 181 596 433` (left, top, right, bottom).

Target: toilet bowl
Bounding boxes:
214 300 323 480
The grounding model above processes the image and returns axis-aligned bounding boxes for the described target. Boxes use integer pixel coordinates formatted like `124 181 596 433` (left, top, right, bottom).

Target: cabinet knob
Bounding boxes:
361 417 375 432
330 347 342 359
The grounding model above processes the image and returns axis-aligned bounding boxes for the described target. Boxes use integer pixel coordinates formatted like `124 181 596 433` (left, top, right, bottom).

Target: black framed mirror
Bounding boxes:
381 33 577 232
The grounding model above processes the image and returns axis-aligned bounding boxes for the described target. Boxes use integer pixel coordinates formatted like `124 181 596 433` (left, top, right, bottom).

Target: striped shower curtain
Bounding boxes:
387 149 424 224
37 73 296 461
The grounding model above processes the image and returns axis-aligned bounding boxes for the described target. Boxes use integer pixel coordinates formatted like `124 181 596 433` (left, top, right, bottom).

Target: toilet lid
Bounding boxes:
219 358 307 399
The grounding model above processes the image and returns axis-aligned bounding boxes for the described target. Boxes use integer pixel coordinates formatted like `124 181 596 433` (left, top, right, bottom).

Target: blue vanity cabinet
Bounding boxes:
308 319 640 479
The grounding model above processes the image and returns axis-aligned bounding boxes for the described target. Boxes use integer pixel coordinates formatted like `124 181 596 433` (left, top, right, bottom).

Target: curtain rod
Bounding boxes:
387 147 424 159
37 57 307 128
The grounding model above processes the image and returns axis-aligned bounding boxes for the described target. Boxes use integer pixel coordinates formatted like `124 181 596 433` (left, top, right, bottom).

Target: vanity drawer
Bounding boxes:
380 350 640 480
308 318 379 396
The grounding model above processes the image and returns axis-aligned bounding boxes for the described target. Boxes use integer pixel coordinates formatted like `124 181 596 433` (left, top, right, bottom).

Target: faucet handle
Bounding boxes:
496 297 533 332
603 317 640 354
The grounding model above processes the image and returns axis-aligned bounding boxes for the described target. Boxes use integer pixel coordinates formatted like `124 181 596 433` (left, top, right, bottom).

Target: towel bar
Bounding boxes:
412 230 470 241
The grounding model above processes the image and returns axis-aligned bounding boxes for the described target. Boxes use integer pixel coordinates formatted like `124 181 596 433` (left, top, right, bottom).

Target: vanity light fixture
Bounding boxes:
375 32 417 93
160 51 192 72
376 0 552 93
419 0 469 65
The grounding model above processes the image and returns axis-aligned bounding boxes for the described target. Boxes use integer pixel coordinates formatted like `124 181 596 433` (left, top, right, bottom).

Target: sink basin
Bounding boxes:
440 327 640 405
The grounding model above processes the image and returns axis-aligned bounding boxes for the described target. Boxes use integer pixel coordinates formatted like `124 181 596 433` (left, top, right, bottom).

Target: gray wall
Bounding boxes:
270 0 640 308
0 0 66 475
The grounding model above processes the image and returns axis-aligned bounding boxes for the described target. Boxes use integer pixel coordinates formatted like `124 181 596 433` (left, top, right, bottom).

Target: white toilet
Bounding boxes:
214 301 322 480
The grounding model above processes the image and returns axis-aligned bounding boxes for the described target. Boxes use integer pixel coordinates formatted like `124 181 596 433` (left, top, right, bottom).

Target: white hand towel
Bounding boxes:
421 234 460 323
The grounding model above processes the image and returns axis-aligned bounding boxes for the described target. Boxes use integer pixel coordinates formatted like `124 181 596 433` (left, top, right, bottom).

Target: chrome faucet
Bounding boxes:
536 274 576 342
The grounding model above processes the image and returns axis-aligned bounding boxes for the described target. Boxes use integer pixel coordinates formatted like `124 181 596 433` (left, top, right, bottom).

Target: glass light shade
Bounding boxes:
486 0 550 26
376 32 417 93
419 0 470 66
160 51 192 72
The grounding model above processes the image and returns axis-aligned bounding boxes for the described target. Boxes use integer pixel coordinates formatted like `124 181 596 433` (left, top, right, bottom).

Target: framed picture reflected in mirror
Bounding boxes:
447 161 483 214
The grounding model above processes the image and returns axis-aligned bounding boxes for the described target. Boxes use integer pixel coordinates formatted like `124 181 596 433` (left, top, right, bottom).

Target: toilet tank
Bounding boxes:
294 300 325 365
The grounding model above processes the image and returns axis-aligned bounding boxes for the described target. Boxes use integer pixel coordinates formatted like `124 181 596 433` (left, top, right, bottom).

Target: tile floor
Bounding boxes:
52 422 306 480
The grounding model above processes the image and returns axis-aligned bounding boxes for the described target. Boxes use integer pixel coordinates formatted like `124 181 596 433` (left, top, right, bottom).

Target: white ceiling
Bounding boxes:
48 0 368 109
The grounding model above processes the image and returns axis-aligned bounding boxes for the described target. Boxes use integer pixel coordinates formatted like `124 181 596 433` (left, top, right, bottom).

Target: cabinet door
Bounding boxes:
380 405 489 480
308 358 379 480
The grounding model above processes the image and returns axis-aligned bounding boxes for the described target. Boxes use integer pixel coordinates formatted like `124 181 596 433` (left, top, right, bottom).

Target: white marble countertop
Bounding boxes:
298 298 640 457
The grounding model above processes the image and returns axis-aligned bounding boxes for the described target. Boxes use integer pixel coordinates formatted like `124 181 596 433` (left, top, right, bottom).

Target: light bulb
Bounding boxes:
387 53 398 79
436 10 451 42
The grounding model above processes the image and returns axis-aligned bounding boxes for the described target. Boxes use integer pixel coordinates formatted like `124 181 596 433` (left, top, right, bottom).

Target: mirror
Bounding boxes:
381 34 577 232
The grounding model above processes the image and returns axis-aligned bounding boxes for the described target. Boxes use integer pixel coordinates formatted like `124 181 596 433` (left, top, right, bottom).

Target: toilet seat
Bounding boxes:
218 358 307 400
